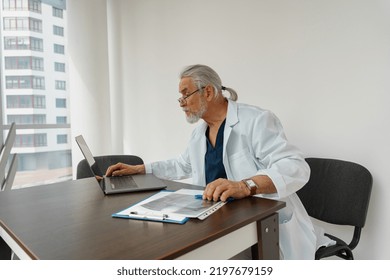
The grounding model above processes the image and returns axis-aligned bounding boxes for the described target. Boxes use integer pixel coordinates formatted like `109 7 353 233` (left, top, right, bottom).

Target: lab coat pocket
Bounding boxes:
279 210 316 260
228 148 257 179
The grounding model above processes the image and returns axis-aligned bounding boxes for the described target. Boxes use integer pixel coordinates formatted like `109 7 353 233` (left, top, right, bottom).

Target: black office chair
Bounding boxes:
296 157 373 260
76 155 144 179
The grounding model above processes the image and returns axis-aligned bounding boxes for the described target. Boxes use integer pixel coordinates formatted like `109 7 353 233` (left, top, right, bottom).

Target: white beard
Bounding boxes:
184 99 207 124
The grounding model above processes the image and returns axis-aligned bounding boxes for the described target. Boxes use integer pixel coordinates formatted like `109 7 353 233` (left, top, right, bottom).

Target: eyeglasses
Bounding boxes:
177 87 205 105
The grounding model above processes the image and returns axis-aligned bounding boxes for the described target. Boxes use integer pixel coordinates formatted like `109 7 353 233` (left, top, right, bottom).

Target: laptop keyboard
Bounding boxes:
109 176 137 189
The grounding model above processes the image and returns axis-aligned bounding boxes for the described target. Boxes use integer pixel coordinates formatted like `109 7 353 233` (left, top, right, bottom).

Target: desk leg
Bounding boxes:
251 213 279 260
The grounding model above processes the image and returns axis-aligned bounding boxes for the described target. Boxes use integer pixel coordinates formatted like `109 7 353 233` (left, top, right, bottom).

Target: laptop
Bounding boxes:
75 135 166 195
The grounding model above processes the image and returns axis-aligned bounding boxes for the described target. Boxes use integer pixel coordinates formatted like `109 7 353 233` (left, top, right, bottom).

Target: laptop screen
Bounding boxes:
75 135 103 176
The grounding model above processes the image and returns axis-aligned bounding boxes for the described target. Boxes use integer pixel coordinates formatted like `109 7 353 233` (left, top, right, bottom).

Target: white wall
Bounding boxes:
69 0 390 259
68 0 111 160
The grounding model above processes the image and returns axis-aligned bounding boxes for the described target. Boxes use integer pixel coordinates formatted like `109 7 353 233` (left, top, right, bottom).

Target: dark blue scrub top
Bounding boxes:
205 119 227 185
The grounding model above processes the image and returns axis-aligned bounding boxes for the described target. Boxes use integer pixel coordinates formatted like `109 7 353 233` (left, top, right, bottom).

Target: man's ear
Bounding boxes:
204 85 215 101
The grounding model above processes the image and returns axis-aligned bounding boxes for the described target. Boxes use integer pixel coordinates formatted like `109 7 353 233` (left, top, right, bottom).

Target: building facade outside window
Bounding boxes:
1 0 71 188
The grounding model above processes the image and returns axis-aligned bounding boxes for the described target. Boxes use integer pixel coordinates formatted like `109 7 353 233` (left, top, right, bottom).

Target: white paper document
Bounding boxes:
112 189 228 223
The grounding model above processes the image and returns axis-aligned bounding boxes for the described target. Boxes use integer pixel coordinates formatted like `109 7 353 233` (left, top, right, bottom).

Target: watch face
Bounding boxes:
246 179 256 187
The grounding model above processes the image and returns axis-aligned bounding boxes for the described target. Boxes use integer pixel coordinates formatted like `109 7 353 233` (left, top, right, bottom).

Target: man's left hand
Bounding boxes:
203 178 250 202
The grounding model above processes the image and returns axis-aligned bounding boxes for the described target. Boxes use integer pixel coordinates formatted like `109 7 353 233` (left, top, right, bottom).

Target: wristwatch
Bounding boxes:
242 179 259 196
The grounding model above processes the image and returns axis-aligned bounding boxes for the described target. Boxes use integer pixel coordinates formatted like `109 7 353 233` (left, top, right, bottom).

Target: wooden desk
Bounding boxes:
0 178 285 260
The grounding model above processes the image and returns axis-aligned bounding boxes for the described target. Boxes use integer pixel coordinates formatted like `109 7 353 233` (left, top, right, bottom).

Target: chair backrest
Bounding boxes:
297 157 373 228
76 155 144 179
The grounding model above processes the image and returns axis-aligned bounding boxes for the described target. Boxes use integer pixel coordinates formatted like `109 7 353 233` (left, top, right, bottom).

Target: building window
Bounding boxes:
57 134 67 144
5 75 45 89
2 0 41 13
32 56 44 70
29 0 42 13
5 56 44 71
53 25 64 36
5 56 29 69
3 17 28 30
29 17 42 32
56 116 67 124
54 44 64 54
33 95 46 108
6 76 45 89
52 7 63 18
55 80 66 90
6 76 30 88
14 133 47 147
2 0 27 10
2 0 70 187
7 114 46 125
4 36 43 51
56 98 66 108
4 37 28 50
54 62 65 72
3 17 42 32
32 76 45 89
31 37 44 51
6 95 46 109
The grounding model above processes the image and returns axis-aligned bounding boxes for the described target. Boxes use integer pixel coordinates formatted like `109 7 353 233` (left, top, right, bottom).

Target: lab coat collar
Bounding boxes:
225 99 239 128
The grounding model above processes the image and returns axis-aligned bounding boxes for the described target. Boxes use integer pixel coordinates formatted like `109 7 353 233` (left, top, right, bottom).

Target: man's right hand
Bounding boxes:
105 163 145 177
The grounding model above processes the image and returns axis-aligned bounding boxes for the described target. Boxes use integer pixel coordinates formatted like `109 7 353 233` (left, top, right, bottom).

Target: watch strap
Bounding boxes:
242 179 258 196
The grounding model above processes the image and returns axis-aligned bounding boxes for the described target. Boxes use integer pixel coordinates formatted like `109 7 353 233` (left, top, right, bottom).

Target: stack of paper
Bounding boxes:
112 189 228 224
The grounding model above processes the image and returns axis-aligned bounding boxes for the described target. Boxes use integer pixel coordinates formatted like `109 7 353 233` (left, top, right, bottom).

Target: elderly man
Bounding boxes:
106 64 317 259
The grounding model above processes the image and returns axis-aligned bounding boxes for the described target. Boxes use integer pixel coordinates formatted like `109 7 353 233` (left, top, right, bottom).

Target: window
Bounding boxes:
54 44 64 54
2 1 71 188
55 80 66 90
32 76 45 89
32 57 44 70
4 36 43 51
4 37 27 50
3 17 42 32
6 76 30 88
57 134 67 144
2 0 41 12
3 17 28 30
5 76 45 89
5 56 29 69
54 62 65 72
14 134 47 147
30 37 44 51
29 18 42 32
33 95 46 108
29 0 42 13
7 114 46 125
5 56 44 70
53 25 64 36
56 116 67 124
6 95 45 108
52 7 63 18
56 98 66 108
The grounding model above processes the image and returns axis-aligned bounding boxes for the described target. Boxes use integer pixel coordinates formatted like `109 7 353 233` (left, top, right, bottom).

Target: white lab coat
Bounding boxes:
145 99 317 259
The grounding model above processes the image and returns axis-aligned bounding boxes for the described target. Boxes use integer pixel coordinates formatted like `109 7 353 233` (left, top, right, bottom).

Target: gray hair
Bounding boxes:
179 64 238 101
